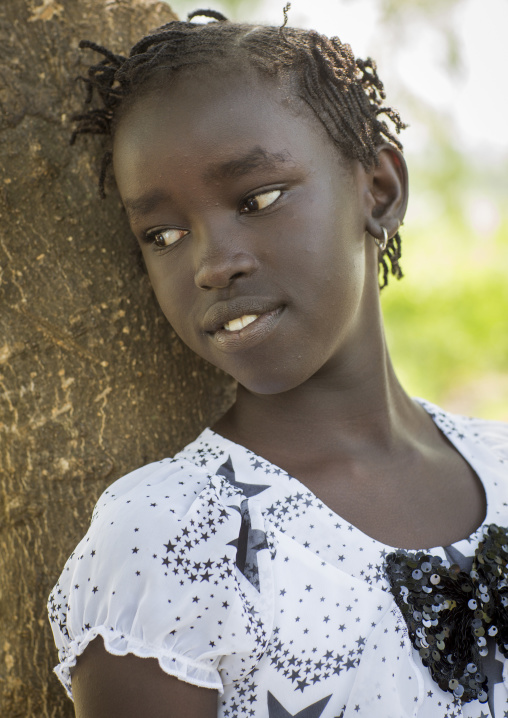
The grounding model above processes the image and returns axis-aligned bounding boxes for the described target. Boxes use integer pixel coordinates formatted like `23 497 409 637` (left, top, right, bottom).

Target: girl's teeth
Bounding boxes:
224 315 259 332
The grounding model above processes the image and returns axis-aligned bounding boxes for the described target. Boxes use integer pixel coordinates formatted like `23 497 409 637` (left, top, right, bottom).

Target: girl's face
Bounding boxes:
113 68 379 395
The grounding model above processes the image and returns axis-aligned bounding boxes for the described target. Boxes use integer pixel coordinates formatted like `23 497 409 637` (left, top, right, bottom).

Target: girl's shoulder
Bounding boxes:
89 453 216 525
48 450 273 699
463 414 508 451
418 398 508 462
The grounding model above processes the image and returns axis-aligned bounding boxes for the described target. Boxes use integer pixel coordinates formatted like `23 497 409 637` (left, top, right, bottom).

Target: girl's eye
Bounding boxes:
149 228 189 248
240 189 282 214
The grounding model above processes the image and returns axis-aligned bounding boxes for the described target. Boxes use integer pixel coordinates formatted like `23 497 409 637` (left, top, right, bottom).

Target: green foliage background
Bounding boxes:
168 0 507 420
372 0 508 420
382 145 508 421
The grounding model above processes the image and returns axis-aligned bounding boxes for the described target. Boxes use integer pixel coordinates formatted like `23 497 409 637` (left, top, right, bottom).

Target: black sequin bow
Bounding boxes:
386 524 508 703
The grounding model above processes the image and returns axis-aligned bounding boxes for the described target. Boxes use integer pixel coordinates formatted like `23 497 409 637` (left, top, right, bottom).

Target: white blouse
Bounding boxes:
48 400 508 718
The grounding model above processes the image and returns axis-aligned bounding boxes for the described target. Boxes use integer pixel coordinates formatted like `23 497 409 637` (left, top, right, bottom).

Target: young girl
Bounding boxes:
47 9 508 718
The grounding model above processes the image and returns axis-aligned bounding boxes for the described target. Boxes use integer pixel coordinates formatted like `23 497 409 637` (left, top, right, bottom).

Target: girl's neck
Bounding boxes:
213 345 429 466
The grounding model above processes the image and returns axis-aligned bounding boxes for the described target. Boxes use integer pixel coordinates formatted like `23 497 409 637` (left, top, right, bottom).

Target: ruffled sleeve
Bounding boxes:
47 458 274 699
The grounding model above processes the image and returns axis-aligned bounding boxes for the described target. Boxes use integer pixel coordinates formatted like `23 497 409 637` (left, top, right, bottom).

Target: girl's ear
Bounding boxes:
363 144 408 241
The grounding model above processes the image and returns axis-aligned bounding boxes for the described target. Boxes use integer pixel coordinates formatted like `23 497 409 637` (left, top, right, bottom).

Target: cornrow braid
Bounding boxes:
72 8 406 287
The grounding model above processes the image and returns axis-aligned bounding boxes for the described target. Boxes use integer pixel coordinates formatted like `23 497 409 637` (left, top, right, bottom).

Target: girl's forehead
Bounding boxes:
114 66 324 160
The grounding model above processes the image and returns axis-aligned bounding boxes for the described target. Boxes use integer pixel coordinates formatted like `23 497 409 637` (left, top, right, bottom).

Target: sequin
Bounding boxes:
386 523 508 704
453 684 465 698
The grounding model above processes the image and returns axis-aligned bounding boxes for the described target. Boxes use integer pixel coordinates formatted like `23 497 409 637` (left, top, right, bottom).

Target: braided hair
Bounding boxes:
73 7 406 287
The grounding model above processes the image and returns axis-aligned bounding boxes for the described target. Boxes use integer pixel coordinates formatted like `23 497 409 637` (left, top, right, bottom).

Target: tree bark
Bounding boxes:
0 2 235 715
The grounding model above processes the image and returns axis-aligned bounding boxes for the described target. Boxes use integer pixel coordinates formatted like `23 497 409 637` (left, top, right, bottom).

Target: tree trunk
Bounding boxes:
0 2 235 715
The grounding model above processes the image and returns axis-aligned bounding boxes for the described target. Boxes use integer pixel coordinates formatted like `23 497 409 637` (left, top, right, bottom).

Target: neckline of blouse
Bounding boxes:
187 399 496 556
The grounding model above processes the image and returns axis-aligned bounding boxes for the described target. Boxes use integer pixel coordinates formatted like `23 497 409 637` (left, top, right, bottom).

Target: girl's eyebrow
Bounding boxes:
203 146 294 182
123 189 170 222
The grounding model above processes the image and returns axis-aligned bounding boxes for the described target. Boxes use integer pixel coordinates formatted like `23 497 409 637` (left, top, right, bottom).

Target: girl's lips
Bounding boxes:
210 306 284 352
203 298 282 333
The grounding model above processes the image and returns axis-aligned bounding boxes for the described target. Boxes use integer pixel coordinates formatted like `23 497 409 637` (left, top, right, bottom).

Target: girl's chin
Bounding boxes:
227 367 323 397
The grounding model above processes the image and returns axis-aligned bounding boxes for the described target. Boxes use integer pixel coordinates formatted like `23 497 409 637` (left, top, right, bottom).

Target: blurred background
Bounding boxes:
169 0 508 420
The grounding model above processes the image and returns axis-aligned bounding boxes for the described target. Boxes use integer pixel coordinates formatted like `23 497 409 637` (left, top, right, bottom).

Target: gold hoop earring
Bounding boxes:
373 226 388 252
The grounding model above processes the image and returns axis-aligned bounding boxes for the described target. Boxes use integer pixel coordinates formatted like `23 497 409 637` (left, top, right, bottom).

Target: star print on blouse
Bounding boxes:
216 455 272 592
227 498 269 592
217 455 271 497
267 691 331 717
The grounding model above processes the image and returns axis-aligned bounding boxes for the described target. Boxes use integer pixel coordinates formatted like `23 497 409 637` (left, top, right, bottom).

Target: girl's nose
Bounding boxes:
193 227 259 290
